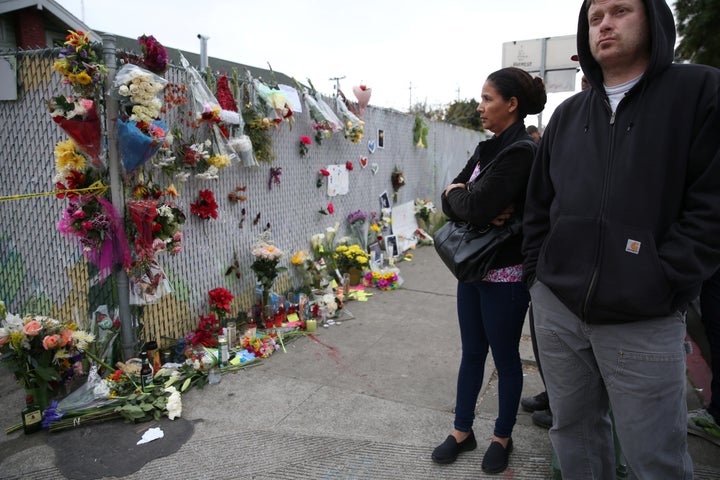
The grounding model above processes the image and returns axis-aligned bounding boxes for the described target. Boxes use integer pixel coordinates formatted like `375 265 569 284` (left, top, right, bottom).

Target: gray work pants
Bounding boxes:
530 280 693 480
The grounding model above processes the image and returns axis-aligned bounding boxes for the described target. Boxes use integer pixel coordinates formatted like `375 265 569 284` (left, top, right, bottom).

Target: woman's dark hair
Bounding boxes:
486 67 547 118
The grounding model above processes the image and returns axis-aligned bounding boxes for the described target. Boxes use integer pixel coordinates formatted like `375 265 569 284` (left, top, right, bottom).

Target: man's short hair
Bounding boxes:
527 125 539 134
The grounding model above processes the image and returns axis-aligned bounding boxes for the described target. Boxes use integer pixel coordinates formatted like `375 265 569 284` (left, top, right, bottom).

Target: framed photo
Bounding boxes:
384 235 399 258
369 242 383 263
377 129 385 149
379 191 390 210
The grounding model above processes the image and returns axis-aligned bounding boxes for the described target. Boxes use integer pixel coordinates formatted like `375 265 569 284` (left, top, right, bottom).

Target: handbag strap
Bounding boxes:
472 137 536 182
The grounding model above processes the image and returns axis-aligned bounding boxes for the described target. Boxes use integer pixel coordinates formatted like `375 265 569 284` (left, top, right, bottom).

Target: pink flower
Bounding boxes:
22 320 42 336
43 334 61 350
172 232 183 242
81 221 93 230
60 329 74 346
327 203 335 214
300 136 312 145
73 361 84 375
152 238 167 252
71 209 86 219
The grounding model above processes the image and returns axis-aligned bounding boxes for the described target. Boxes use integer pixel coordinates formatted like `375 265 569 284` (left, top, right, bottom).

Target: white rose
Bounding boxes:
164 386 182 420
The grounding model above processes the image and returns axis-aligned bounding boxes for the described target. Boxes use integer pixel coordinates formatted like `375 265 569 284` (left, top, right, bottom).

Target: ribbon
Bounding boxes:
0 181 108 202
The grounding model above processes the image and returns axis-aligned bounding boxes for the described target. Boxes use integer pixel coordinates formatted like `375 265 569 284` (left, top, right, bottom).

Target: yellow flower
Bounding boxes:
291 250 308 265
370 224 381 232
208 154 231 169
75 71 92 85
53 59 69 75
54 139 86 172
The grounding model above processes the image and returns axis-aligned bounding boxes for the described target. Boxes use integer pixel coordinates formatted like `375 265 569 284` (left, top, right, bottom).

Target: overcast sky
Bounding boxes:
56 0 605 126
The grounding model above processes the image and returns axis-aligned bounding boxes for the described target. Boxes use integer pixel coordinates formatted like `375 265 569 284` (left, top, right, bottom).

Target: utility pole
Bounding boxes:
409 81 413 110
329 76 345 98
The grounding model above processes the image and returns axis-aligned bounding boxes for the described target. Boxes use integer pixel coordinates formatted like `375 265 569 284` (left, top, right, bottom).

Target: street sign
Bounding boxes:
502 35 577 74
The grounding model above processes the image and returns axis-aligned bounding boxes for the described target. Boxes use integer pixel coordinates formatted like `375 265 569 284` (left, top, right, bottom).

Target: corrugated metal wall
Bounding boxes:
0 46 482 346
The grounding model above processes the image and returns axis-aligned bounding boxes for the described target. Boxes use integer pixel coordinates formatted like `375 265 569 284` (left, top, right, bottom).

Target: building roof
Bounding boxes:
0 0 101 42
0 0 296 86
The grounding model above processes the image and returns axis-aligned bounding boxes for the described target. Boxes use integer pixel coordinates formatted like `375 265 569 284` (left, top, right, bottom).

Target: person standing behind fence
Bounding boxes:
522 0 720 478
432 66 546 475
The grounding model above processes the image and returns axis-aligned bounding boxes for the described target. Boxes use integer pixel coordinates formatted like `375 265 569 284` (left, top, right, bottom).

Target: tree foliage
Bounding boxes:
408 102 445 122
444 99 484 132
674 0 720 67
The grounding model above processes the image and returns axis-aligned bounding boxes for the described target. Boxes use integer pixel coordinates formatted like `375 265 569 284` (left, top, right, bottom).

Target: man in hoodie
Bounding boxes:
522 0 720 478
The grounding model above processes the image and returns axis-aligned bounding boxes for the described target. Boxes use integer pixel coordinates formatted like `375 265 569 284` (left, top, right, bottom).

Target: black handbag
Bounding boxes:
433 217 522 282
433 138 534 282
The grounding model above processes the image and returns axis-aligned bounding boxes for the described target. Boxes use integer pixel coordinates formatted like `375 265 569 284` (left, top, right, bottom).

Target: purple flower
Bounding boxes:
347 210 367 224
42 400 64 429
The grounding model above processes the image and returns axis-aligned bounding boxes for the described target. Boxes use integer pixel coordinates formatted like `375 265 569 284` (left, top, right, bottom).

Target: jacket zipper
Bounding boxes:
582 105 616 319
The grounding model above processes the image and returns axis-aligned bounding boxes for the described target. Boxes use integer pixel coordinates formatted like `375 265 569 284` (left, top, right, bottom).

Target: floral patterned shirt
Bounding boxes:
483 264 523 283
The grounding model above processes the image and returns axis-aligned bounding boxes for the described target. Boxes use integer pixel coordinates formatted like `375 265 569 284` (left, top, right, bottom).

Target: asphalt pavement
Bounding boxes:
1 246 719 479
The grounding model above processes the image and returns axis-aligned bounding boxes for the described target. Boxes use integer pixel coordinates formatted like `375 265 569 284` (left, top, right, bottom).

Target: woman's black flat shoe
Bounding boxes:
431 430 477 464
481 438 513 474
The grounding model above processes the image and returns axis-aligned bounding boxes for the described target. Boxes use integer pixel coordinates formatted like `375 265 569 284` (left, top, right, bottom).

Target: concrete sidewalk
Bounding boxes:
1 246 720 479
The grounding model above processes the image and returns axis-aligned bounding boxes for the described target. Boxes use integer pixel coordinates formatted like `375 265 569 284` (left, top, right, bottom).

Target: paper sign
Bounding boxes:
327 164 349 196
391 201 419 252
279 84 302 113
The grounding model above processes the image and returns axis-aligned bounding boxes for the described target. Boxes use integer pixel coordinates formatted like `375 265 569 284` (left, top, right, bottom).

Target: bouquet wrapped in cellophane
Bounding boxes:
48 95 103 167
303 86 343 145
336 94 364 143
180 53 239 170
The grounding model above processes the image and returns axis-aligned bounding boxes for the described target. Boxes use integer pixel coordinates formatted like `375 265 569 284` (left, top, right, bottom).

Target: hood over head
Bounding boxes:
576 0 676 92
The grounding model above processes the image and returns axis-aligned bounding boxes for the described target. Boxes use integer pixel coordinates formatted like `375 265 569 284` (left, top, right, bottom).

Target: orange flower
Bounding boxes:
22 320 42 336
43 334 61 350
60 329 74 347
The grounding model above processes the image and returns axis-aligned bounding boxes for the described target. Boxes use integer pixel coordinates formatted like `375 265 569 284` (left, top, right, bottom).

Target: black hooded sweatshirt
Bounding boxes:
522 0 720 324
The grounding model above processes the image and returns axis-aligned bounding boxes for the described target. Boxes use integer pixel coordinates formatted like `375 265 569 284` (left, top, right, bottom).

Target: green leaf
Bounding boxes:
181 378 192 392
34 366 61 382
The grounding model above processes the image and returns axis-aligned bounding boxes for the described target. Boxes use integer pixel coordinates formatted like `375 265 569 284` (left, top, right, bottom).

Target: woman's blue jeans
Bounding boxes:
454 280 529 438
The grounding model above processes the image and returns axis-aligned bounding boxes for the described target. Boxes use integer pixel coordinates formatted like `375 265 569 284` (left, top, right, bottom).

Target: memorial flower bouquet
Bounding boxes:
251 232 287 305
48 95 103 166
53 138 104 198
114 64 167 123
364 269 401 291
52 29 108 97
137 34 168 75
346 210 369 250
302 84 343 145
57 194 132 281
336 95 364 143
333 244 370 274
0 313 94 407
413 198 435 223
208 287 234 326
116 117 168 174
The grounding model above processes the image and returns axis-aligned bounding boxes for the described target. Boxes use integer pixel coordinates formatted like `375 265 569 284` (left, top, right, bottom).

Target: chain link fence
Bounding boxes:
0 45 482 347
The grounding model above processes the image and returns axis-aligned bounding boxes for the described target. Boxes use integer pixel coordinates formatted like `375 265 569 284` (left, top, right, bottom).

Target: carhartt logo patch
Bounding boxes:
625 239 641 254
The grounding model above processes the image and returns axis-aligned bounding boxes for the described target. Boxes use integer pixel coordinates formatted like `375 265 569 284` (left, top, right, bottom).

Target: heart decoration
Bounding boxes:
360 156 368 168
371 163 379 175
368 140 376 154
